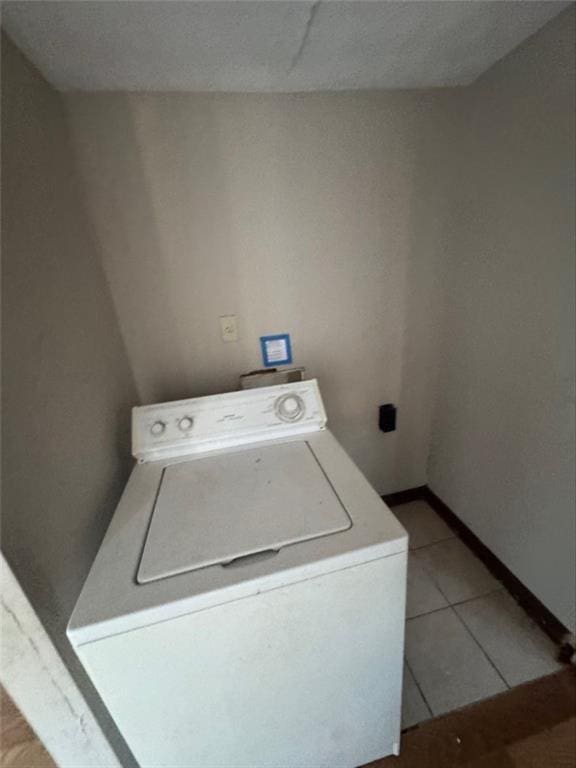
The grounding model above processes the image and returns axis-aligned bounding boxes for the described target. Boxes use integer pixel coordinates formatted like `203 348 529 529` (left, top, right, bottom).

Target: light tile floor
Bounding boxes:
393 500 562 729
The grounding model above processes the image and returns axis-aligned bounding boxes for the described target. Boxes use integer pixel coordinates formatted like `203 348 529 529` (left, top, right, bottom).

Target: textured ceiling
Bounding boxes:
2 1 571 92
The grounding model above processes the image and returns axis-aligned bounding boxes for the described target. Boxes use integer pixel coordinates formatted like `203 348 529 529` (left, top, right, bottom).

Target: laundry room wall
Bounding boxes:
1 34 138 765
64 90 449 494
429 8 576 632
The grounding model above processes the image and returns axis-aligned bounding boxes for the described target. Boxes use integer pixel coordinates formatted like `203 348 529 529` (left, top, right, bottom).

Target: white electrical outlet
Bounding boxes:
219 315 238 343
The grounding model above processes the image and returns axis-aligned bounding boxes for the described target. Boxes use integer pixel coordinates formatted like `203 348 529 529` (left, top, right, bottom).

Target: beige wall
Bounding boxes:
65 90 448 494
1 34 138 765
429 8 576 631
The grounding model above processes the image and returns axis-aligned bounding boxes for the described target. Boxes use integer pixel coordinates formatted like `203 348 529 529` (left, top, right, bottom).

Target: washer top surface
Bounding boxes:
68 382 407 645
138 441 351 583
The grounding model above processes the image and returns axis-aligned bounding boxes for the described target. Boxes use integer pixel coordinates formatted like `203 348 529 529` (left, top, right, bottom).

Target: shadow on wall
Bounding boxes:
1 34 139 768
66 90 448 493
395 93 448 488
66 93 198 404
66 92 300 405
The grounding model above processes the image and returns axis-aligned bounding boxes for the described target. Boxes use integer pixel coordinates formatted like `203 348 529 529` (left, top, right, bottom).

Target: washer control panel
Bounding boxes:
150 420 166 437
149 415 193 438
274 393 306 422
132 379 327 462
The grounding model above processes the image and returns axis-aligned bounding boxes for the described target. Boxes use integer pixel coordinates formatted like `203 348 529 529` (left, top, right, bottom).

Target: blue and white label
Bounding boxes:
260 334 293 367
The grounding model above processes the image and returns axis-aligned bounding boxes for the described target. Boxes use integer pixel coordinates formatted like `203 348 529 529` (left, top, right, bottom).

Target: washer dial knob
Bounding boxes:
150 420 166 437
275 393 306 423
178 416 194 432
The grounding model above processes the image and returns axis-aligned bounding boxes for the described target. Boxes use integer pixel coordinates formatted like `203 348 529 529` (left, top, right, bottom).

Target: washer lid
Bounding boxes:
137 441 352 584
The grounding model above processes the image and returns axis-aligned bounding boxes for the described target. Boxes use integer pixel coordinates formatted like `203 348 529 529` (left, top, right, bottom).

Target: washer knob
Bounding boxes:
275 393 305 422
178 416 194 432
150 420 166 437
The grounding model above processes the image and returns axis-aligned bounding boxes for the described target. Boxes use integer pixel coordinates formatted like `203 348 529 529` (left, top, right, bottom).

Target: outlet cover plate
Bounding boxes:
220 315 238 343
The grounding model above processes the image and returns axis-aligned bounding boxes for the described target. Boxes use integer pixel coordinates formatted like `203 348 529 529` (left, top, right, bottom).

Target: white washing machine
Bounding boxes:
68 380 408 768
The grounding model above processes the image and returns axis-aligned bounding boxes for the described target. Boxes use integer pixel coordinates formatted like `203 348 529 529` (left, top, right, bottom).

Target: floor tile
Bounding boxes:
401 662 431 729
406 552 449 618
393 501 455 550
416 538 500 603
405 607 507 716
455 591 562 687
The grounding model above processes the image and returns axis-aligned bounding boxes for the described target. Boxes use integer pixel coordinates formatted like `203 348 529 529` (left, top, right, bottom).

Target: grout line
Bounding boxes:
405 606 510 721
421 487 570 649
407 604 452 622
407 583 524 623
404 656 434 720
409 535 456 552
409 548 452 605
450 588 504 608
406 585 504 622
408 527 505 610
404 508 560 699
409 540 505 611
404 511 512 695
452 606 510 690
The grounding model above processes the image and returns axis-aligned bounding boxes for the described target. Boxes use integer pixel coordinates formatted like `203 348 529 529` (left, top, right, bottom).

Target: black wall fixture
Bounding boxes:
379 404 397 433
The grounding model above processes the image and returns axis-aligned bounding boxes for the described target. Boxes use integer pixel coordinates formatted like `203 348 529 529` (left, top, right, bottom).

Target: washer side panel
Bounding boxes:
75 554 407 768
